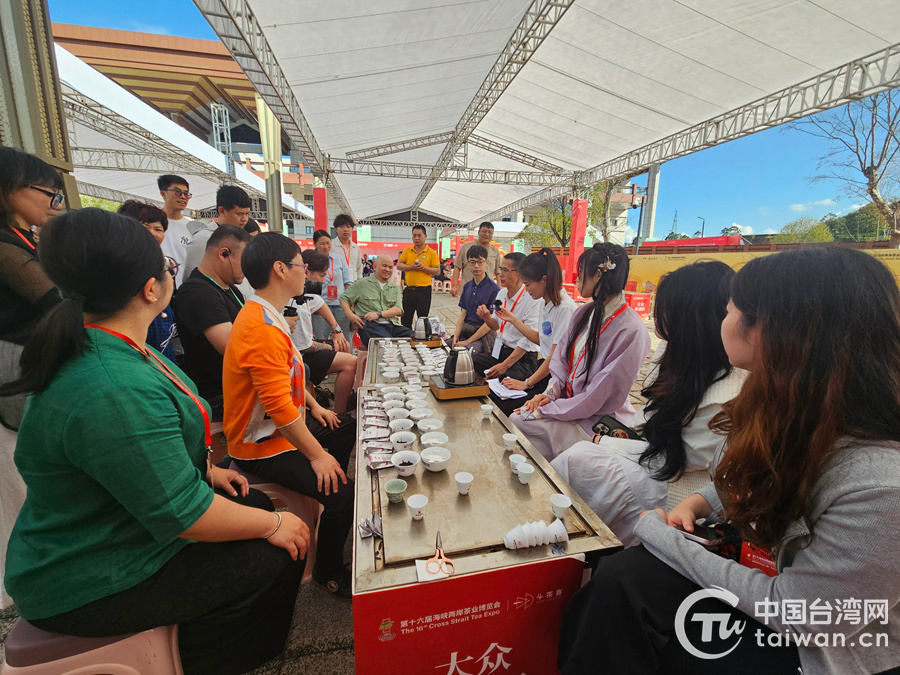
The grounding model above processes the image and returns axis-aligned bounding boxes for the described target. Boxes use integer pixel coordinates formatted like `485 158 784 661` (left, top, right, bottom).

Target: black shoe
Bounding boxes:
312 565 352 601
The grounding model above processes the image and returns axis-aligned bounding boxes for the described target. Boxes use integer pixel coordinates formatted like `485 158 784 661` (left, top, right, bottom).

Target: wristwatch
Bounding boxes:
331 326 343 333
377 310 383 318
525 377 532 389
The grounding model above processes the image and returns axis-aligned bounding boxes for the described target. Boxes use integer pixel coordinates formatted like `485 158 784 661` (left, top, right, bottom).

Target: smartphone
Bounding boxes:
591 414 643 441
679 522 735 547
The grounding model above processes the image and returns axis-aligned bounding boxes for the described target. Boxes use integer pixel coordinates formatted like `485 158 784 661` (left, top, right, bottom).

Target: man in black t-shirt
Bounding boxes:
172 224 251 420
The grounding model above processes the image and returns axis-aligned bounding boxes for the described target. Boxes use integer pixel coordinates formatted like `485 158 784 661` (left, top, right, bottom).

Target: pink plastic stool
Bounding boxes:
228 461 322 584
1 620 181 675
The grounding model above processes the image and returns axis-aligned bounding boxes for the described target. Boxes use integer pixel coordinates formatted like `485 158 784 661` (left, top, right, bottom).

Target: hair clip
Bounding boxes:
598 257 616 272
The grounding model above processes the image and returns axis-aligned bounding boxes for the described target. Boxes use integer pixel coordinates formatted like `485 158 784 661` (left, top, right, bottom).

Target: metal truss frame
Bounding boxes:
193 0 354 217
473 40 900 226
76 181 164 207
410 0 575 209
327 157 573 187
344 131 566 174
357 219 462 228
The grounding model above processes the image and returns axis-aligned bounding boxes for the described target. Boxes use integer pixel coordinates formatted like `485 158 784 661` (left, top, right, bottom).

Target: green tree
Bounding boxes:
586 180 628 242
773 217 835 244
665 232 690 240
519 198 570 248
825 203 887 241
79 195 121 210
721 225 742 236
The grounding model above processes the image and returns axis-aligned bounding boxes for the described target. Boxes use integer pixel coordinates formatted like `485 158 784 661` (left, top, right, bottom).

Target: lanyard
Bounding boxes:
341 240 352 269
327 257 335 283
12 228 36 251
201 273 244 307
565 304 627 397
499 286 526 334
85 324 212 449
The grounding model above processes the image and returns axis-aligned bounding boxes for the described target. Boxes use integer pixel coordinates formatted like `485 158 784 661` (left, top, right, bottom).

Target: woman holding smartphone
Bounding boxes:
491 247 577 416
1 209 310 675
510 243 651 459
558 247 900 674
552 261 746 546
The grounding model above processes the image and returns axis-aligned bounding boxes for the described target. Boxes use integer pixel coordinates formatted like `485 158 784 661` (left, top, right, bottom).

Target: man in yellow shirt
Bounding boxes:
397 224 440 328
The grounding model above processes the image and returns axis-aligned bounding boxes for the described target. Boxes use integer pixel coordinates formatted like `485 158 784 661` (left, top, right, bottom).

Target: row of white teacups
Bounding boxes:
379 341 447 384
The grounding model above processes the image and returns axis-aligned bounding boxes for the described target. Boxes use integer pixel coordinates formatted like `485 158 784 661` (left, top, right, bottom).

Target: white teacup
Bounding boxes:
550 494 573 519
547 518 569 543
386 407 410 420
389 418 414 433
407 494 428 520
455 471 474 495
509 454 526 474
502 433 517 451
480 404 493 418
517 463 535 485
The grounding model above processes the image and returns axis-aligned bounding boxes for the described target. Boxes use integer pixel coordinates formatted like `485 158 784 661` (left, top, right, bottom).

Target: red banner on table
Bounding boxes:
566 200 588 284
313 187 328 231
354 555 585 675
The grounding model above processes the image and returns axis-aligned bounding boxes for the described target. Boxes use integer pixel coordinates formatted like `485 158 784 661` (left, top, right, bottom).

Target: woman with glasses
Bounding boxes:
0 147 65 608
118 200 179 361
0 209 309 674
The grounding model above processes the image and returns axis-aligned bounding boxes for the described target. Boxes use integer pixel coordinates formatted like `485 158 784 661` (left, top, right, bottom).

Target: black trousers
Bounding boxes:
491 372 550 417
472 345 539 383
401 285 433 328
31 490 303 675
358 320 414 347
558 545 801 675
234 412 356 577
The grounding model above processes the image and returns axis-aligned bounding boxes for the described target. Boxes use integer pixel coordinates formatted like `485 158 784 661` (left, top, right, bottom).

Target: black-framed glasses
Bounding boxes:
164 256 180 278
30 186 64 209
166 188 192 198
468 258 486 266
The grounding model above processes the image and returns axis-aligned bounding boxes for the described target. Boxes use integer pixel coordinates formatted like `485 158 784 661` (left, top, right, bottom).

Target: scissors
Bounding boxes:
426 531 455 576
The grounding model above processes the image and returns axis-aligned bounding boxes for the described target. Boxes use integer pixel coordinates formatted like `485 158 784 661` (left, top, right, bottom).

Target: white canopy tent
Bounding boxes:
195 0 900 225
54 45 314 219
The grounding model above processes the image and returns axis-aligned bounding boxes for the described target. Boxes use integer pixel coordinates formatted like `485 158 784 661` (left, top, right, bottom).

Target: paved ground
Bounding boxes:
0 290 658 674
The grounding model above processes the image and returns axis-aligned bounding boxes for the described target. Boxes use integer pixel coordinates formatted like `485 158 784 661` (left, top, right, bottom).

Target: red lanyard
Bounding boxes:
341 241 352 269
327 258 335 283
85 324 212 449
499 286 526 334
12 228 36 251
565 304 627 397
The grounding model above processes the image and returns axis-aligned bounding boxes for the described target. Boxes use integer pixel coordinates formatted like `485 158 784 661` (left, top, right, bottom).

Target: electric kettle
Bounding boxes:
414 317 432 341
443 346 475 386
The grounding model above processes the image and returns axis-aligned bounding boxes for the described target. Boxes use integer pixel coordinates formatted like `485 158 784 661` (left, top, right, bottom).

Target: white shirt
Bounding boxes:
335 238 362 283
160 217 195 286
182 221 217 281
288 295 325 351
496 284 541 352
540 290 577 359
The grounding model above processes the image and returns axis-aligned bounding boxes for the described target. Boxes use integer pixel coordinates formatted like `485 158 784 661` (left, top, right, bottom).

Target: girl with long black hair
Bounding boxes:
510 242 651 459
491 247 577 415
1 209 309 674
559 247 900 674
552 261 746 545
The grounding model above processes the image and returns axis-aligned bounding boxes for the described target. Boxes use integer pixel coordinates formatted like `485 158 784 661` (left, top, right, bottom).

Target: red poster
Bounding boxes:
313 187 328 231
566 200 588 284
354 556 585 675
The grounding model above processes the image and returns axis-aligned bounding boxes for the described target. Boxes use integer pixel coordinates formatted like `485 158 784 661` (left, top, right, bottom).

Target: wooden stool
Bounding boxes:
1 620 181 675
228 461 322 584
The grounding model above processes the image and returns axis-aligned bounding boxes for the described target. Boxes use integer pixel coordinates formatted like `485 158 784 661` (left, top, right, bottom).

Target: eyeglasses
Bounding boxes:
164 256 180 278
284 261 308 270
30 186 64 209
166 188 192 199
468 259 486 266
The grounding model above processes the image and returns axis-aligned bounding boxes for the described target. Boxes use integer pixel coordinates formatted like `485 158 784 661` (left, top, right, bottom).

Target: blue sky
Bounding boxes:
49 0 863 239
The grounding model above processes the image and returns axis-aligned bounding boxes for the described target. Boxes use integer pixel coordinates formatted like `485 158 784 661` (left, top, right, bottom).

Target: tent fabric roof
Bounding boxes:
227 0 900 221
55 45 313 218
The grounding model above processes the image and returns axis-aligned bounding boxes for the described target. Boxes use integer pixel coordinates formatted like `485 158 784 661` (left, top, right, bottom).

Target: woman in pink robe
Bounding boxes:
510 243 650 459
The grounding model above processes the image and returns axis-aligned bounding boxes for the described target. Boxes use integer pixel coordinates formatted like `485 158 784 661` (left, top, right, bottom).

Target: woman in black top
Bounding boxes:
0 147 64 608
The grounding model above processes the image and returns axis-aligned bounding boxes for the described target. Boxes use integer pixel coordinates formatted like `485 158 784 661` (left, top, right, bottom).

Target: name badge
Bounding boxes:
327 284 338 300
542 320 552 336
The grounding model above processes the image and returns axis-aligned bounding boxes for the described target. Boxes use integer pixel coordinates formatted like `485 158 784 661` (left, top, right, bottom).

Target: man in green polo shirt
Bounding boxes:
339 254 413 347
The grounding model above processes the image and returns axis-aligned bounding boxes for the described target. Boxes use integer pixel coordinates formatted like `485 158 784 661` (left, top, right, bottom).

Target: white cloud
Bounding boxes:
761 228 777 235
732 223 754 235
789 198 837 212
